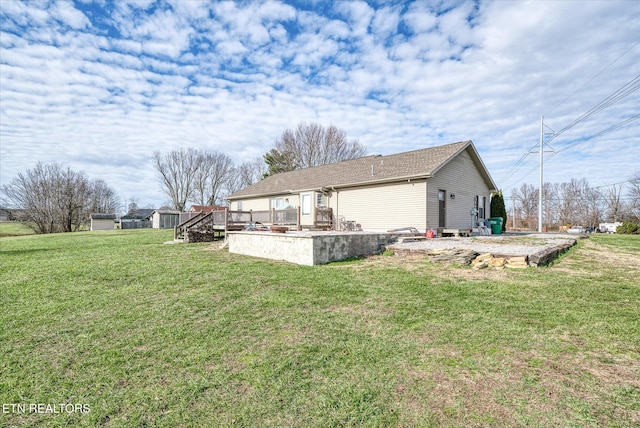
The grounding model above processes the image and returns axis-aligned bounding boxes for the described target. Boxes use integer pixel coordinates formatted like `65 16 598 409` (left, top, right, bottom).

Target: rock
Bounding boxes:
474 253 492 263
528 239 576 266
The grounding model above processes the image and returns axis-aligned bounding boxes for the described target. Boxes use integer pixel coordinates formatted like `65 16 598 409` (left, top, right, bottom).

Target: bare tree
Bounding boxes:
193 151 235 206
2 162 117 233
153 148 202 211
227 157 267 196
87 179 119 216
264 122 366 176
511 183 538 229
626 171 640 222
601 182 625 222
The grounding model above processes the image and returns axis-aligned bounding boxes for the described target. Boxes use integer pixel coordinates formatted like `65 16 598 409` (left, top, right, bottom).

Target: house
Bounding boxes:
226 140 498 232
90 213 115 231
120 209 154 229
150 209 181 229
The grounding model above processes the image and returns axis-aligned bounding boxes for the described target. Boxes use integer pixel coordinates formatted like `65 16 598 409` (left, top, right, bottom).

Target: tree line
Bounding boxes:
153 122 365 211
2 162 119 234
1 122 364 233
510 174 640 230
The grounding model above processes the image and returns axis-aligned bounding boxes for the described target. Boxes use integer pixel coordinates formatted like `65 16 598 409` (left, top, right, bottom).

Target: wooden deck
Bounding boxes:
175 207 333 241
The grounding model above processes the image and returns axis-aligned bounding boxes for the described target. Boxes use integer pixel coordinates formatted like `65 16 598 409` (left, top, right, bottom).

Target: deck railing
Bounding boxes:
315 208 333 228
175 207 334 240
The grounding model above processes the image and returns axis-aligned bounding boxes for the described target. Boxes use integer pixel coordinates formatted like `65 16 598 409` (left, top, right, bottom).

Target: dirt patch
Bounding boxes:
580 239 640 271
553 238 640 276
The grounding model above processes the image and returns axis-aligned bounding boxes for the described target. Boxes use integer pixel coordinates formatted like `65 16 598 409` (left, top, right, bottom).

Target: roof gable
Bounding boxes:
228 140 497 199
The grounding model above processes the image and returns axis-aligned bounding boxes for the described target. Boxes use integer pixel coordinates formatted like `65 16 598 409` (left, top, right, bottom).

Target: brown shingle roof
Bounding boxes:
228 140 496 199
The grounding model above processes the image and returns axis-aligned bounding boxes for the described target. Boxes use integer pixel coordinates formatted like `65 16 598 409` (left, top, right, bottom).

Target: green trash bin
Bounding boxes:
488 217 503 235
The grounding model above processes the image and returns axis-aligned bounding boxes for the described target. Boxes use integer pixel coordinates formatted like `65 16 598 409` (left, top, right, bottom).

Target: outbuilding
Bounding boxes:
151 209 181 229
90 213 115 231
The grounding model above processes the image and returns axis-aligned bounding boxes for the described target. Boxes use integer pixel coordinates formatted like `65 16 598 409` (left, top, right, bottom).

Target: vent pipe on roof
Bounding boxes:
371 155 383 177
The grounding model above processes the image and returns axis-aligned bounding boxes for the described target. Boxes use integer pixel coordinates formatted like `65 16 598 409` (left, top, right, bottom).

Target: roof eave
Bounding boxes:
328 174 431 190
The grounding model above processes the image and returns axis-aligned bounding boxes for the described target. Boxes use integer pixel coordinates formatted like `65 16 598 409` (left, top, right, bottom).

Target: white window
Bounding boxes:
316 193 324 207
270 197 284 209
301 194 311 215
237 201 243 211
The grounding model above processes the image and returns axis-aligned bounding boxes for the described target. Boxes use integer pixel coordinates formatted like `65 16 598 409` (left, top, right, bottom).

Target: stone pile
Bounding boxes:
424 248 479 265
471 253 528 269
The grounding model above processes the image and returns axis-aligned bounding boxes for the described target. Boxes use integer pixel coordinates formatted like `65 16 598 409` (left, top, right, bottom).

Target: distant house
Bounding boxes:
90 213 115 231
150 209 180 229
120 209 154 229
227 140 498 232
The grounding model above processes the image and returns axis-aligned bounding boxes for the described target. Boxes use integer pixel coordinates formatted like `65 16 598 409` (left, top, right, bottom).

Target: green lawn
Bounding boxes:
1 230 638 427
0 221 36 237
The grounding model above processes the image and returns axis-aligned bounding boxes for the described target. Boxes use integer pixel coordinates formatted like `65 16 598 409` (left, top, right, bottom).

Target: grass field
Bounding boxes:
1 230 638 427
0 221 36 238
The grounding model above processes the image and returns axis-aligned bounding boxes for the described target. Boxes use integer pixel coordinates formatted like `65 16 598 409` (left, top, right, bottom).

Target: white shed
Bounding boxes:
90 213 115 231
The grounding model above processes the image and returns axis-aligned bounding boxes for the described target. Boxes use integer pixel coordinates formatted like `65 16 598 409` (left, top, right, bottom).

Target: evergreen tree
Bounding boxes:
490 191 508 232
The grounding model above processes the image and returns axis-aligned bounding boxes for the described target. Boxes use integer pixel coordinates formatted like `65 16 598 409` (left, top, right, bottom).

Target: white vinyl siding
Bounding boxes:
230 198 268 211
427 147 492 229
331 180 427 232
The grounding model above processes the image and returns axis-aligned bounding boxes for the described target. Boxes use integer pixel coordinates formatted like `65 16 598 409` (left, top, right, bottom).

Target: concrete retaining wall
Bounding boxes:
228 231 393 265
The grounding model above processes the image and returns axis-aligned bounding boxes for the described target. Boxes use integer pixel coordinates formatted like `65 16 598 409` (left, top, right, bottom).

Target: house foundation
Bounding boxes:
227 231 395 266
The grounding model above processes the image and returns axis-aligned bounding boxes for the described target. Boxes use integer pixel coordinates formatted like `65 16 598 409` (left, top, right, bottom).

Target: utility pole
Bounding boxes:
539 116 544 233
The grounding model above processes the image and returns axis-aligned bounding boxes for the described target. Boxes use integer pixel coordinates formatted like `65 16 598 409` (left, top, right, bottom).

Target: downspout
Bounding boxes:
425 180 429 233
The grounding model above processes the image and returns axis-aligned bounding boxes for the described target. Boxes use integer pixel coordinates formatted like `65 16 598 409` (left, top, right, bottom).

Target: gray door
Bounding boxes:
438 190 446 227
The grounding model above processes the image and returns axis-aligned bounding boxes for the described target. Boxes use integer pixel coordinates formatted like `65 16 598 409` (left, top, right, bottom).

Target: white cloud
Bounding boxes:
371 6 401 39
402 3 437 34
1 0 638 209
50 0 91 29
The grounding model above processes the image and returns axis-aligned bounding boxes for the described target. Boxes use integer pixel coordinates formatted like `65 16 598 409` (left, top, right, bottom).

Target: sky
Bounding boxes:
1 0 639 210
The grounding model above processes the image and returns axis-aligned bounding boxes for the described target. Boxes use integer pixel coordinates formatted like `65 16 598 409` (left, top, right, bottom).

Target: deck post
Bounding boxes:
297 206 301 231
224 207 229 235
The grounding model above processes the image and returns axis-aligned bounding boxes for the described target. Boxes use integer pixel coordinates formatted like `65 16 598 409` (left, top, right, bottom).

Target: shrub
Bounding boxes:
490 192 508 232
616 222 640 234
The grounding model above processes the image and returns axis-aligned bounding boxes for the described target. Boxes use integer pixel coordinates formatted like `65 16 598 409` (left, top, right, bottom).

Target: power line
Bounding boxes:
498 44 640 193
546 74 640 145
546 113 640 163
500 83 640 190
547 42 639 116
504 112 638 189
